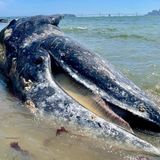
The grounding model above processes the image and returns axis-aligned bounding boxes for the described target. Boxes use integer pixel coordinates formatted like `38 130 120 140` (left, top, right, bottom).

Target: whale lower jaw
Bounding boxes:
24 76 160 156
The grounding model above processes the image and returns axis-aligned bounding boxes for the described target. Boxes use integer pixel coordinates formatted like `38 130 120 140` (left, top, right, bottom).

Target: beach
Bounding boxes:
0 16 160 160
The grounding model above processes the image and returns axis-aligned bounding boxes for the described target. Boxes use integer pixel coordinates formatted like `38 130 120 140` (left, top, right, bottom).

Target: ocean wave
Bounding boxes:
109 34 158 42
91 30 155 42
62 26 118 34
77 26 88 30
92 31 156 42
93 28 118 33
62 26 88 32
62 25 157 42
109 34 148 40
106 28 118 32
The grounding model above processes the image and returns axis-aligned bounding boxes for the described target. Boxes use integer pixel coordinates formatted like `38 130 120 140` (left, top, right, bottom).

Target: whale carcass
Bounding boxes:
0 15 160 155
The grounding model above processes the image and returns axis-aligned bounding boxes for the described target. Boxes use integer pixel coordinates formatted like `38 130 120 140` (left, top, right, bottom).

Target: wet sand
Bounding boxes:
0 73 160 160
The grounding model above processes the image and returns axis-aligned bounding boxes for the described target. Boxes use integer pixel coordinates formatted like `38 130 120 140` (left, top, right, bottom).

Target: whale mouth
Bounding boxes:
52 63 133 133
50 57 160 133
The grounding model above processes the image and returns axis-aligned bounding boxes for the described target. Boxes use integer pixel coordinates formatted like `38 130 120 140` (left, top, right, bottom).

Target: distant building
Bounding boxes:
146 9 160 16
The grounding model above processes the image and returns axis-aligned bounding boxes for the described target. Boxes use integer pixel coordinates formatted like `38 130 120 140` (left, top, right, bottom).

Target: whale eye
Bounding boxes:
34 56 45 65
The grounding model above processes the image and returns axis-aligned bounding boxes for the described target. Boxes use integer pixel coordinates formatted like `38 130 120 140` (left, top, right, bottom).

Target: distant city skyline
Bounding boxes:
0 0 160 16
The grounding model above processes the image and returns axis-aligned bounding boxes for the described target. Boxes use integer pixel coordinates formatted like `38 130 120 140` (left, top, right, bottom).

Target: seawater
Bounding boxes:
60 16 160 96
0 16 160 160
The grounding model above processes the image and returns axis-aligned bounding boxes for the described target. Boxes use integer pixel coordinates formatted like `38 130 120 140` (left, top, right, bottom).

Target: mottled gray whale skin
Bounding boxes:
0 15 160 155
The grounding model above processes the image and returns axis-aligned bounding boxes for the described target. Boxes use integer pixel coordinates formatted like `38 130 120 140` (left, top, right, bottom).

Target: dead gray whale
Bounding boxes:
0 15 160 155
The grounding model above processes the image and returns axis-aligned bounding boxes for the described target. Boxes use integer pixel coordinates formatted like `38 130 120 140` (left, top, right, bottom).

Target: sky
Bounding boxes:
0 0 160 17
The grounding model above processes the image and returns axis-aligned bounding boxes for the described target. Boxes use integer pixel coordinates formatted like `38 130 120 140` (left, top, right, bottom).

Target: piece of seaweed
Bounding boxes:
56 127 68 136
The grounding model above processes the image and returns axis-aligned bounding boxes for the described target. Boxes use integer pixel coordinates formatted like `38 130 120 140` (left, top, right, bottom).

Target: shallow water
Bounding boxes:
0 16 160 159
0 74 160 160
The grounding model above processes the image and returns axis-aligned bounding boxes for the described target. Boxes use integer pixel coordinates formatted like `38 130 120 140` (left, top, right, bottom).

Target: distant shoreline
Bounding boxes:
1 13 160 19
145 9 160 16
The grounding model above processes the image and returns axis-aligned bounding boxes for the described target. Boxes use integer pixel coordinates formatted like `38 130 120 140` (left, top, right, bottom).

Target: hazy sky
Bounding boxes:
0 0 160 16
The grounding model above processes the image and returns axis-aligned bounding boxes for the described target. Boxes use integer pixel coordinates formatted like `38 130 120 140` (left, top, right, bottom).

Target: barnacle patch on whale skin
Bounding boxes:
8 58 17 77
25 100 37 114
0 43 6 63
20 77 33 91
4 28 13 39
